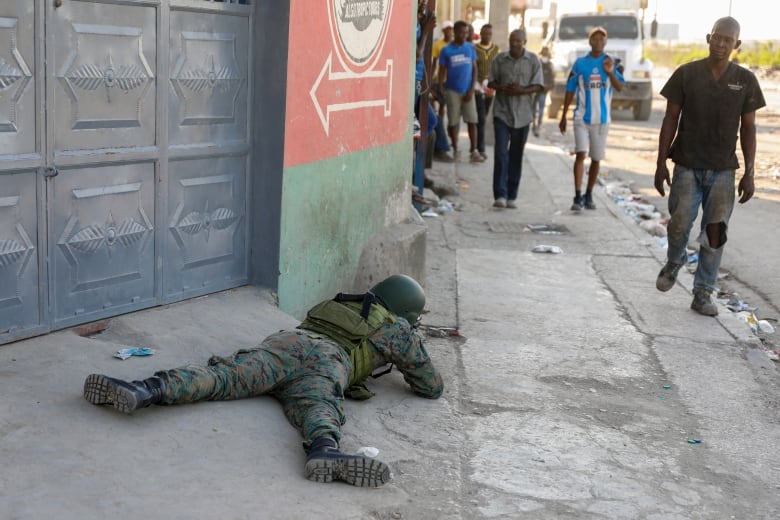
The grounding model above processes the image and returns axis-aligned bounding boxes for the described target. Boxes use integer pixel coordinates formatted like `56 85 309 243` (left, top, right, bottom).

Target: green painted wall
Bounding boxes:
278 139 413 319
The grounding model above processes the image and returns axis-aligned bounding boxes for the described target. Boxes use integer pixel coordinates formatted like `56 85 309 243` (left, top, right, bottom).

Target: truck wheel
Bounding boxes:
547 100 561 119
634 99 652 121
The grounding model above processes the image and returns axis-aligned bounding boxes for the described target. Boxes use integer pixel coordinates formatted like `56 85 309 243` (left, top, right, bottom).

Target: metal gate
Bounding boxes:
0 0 252 344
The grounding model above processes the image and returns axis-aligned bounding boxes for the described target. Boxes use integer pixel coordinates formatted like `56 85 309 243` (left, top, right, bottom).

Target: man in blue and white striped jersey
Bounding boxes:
558 26 625 211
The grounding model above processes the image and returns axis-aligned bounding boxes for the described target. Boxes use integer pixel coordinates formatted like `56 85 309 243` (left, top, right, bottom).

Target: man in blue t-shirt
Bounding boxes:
437 20 484 163
558 26 624 211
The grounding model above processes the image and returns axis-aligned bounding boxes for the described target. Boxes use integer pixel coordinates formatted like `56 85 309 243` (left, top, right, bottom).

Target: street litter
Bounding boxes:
532 245 563 254
419 325 459 338
722 294 754 313
687 438 702 444
437 200 456 213
421 209 438 217
639 219 667 237
736 311 760 334
606 181 670 242
524 224 563 235
758 320 775 334
356 447 379 458
114 347 155 360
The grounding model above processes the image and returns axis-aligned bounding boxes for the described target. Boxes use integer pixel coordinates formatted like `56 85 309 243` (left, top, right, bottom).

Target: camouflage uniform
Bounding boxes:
153 320 443 447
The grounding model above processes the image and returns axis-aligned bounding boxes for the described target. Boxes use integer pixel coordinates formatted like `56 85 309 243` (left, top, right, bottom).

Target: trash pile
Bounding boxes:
604 180 779 361
413 191 459 217
718 288 779 361
605 181 669 247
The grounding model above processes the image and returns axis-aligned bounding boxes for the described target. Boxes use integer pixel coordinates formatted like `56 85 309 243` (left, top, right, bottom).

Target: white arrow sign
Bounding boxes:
309 52 393 135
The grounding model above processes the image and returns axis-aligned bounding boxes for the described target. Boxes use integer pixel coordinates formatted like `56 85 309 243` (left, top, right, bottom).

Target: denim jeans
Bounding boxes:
475 92 493 154
666 165 735 292
492 117 530 201
532 91 547 127
434 115 450 152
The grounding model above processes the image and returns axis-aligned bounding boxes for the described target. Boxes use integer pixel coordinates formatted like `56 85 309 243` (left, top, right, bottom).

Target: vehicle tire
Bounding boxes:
634 99 652 121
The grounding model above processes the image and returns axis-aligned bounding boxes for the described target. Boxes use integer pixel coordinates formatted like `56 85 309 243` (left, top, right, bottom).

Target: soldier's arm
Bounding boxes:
371 322 444 399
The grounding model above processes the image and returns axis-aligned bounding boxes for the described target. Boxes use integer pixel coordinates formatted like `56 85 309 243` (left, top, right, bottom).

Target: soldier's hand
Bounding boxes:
738 173 755 203
654 163 671 197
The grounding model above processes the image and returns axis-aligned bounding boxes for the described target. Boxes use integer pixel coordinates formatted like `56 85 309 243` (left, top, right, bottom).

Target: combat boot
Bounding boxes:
304 436 390 487
691 288 719 316
83 374 166 414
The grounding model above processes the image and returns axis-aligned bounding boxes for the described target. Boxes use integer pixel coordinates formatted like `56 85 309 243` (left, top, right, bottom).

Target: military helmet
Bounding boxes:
370 274 425 325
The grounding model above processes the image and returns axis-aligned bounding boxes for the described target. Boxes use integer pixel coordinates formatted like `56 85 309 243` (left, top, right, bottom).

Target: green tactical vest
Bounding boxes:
298 295 396 389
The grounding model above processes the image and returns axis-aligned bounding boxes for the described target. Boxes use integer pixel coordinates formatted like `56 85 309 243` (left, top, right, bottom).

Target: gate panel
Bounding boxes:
168 8 248 146
0 0 44 342
164 5 250 302
50 1 156 153
47 0 158 328
1 0 255 344
0 171 40 336
0 1 35 155
165 156 246 300
51 163 155 328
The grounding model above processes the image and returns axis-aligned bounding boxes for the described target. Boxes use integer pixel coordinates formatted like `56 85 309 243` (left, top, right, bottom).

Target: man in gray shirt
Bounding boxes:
487 29 543 209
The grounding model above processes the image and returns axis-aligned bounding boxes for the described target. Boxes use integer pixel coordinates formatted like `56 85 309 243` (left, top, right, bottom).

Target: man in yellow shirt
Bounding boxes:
432 20 454 66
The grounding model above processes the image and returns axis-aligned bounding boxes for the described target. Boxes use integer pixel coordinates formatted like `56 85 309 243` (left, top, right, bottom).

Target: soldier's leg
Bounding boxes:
275 374 391 487
83 374 166 414
85 330 305 414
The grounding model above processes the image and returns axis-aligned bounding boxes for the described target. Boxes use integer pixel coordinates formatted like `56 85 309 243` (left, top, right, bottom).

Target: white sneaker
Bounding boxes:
493 198 506 208
506 199 518 209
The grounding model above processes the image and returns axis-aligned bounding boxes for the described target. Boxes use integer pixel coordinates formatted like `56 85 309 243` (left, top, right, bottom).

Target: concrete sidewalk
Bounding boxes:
2 130 778 519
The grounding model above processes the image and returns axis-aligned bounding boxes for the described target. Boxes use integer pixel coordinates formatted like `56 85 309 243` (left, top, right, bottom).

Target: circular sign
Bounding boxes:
328 0 392 72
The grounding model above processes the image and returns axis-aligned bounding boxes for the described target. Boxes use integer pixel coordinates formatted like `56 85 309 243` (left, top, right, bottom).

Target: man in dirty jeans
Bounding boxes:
653 16 765 316
659 167 735 311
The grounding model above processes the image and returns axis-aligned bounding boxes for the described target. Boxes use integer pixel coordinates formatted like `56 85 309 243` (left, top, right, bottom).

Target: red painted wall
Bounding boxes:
284 0 413 167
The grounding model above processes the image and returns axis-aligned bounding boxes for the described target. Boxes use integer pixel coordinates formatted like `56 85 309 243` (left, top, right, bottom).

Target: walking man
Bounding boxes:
438 20 484 162
83 275 444 487
487 28 543 209
475 24 500 160
654 17 765 316
559 26 624 211
531 46 554 137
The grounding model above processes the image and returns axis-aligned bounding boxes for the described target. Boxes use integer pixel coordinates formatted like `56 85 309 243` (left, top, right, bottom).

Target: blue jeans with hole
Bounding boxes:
665 165 735 292
492 117 530 201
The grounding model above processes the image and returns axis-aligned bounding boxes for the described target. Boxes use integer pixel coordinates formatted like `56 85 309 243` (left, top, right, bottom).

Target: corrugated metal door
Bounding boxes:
0 0 251 344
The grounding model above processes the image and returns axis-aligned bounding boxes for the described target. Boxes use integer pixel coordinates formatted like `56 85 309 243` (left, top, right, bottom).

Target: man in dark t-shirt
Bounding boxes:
653 16 765 316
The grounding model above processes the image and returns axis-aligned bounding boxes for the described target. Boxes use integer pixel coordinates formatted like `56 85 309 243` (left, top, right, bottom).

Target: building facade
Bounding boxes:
0 0 424 344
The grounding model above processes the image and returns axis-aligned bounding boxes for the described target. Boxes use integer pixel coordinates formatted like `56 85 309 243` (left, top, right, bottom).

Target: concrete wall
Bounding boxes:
276 0 426 319
279 140 424 318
